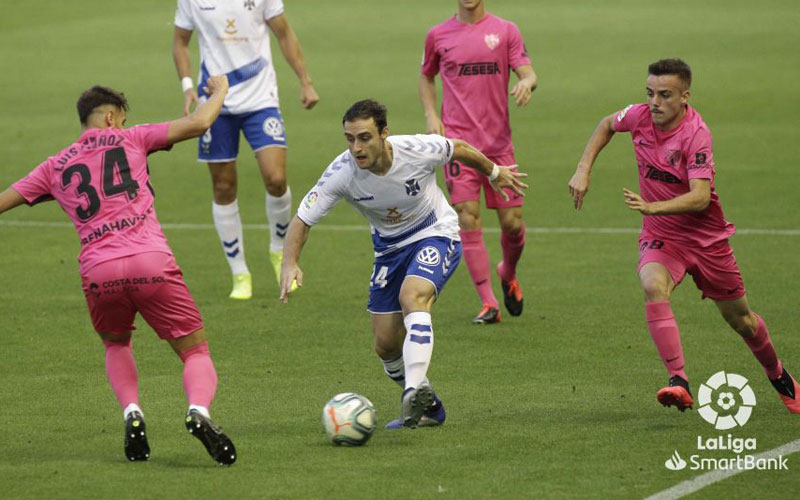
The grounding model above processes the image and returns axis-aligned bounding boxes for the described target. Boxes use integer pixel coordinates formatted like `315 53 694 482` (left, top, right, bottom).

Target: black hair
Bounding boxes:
76 85 129 125
648 59 692 89
342 99 388 132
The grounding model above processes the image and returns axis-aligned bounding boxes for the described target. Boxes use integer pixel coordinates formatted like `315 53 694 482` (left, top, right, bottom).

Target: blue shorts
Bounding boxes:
367 237 462 314
198 107 287 162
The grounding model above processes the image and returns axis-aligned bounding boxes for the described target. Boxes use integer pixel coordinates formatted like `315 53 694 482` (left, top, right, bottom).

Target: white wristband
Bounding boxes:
181 77 194 93
488 164 500 182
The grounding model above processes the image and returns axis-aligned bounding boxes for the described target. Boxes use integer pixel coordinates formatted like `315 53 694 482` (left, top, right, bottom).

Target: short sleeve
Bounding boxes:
129 123 172 154
174 0 194 30
507 22 531 69
612 104 646 133
263 0 285 21
686 129 714 180
421 29 439 77
12 161 54 206
296 156 349 226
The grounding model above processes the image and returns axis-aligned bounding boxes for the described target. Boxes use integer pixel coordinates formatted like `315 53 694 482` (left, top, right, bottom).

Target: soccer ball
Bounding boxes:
322 393 377 446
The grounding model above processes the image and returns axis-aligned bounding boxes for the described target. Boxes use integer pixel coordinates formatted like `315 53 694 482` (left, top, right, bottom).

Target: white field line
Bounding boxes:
1 220 800 236
645 437 800 500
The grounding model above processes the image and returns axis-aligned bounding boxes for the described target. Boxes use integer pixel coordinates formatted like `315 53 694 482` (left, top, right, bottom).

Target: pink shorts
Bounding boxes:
444 152 524 209
637 235 746 301
80 252 204 339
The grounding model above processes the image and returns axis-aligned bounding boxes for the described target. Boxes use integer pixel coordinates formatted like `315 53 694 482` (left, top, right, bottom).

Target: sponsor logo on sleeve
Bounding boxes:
304 191 318 209
617 104 634 122
695 152 707 165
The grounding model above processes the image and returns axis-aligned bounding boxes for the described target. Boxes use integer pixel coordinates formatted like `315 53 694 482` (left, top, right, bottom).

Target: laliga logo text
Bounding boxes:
664 371 788 471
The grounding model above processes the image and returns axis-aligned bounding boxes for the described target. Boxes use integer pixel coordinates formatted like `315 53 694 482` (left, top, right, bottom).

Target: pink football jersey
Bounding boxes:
422 13 531 157
613 104 735 247
12 123 173 273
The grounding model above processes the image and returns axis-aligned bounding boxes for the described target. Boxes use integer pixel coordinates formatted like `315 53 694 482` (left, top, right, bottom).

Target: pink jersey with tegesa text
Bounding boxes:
422 13 531 157
613 104 736 247
12 123 173 273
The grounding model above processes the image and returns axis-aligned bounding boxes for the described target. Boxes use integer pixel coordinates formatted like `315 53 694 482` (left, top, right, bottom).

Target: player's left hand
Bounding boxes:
301 84 320 110
279 263 303 304
623 188 654 215
510 81 532 107
490 165 529 201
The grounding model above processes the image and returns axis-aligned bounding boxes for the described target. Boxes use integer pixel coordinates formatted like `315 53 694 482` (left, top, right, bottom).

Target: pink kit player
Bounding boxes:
569 58 799 414
420 0 538 324
0 76 240 464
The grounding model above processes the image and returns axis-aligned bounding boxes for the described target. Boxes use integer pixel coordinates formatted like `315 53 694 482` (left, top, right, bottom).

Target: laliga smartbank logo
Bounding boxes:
663 371 789 472
697 371 756 430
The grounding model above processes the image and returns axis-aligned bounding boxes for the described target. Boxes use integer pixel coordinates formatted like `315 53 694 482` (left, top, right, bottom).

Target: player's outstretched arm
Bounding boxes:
266 14 319 110
451 139 528 201
172 27 199 116
0 187 25 215
166 75 229 145
280 216 311 304
510 65 537 107
568 113 617 210
623 179 711 216
419 74 445 135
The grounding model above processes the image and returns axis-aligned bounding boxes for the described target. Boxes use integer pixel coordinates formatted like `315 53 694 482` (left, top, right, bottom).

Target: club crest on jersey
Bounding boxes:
405 178 421 196
666 149 681 167
484 33 500 50
416 246 441 266
243 0 255 10
263 117 285 140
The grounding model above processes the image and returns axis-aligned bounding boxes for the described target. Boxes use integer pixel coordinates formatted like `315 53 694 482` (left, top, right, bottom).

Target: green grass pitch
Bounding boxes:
1 1 799 498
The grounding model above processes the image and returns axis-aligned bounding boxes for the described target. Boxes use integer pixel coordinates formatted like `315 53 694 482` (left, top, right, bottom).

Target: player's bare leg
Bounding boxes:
496 206 525 316
209 162 251 299
715 296 799 413
98 331 149 461
168 329 236 465
255 146 296 292
455 201 500 324
639 263 693 411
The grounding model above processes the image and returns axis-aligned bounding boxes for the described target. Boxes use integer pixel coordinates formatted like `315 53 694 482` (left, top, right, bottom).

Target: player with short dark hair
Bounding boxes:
0 75 240 464
420 0 537 324
568 58 799 414
280 99 528 428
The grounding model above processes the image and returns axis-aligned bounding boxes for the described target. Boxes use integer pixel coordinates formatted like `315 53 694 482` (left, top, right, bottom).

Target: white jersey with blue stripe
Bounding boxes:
175 0 283 114
297 135 460 256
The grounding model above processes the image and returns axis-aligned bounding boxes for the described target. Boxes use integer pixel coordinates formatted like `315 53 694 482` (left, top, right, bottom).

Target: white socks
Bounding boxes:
266 187 292 252
123 403 142 421
402 311 434 390
212 200 249 275
188 404 210 418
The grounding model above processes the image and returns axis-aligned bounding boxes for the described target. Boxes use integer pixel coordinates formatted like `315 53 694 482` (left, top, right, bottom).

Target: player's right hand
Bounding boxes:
279 263 303 304
425 116 446 136
183 89 199 116
568 168 591 210
203 74 230 98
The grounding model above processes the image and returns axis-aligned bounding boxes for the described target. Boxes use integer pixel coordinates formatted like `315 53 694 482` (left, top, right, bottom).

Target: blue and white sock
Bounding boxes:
212 200 248 276
402 311 434 390
266 187 292 252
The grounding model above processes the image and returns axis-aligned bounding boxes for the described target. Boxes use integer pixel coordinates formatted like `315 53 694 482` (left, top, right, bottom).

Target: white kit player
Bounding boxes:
173 0 319 299
279 100 527 428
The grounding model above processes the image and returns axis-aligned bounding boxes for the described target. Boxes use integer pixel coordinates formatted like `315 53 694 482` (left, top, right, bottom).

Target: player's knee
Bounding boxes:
723 311 756 337
212 179 237 203
500 216 524 235
263 171 287 196
373 335 401 359
641 278 670 302
454 206 480 230
398 289 431 313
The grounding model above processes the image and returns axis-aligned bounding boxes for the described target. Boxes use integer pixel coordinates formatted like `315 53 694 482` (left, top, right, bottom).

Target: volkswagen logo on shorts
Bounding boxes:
263 117 285 139
202 129 212 143
697 371 756 430
416 246 441 266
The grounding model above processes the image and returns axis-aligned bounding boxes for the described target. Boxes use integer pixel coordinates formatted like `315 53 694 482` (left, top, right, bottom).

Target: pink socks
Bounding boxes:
180 342 218 408
645 301 687 381
460 229 498 307
103 338 140 409
498 225 526 282
743 314 783 379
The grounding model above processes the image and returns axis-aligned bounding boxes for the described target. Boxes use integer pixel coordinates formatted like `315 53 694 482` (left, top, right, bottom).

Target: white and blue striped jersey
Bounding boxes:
297 135 460 256
175 0 284 114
